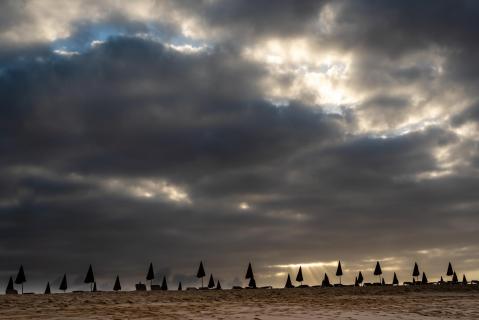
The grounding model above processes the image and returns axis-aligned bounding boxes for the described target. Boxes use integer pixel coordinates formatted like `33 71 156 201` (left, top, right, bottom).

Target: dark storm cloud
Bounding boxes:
1 1 479 291
177 0 328 40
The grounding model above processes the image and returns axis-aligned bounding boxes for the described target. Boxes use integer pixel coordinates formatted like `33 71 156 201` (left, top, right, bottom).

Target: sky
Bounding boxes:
1 0 479 292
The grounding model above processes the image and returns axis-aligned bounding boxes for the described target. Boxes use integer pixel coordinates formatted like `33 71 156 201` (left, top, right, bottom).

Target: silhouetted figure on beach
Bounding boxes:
59 274 68 292
336 261 343 285
15 265 26 294
84 264 95 292
421 272 428 285
412 262 420 283
93 282 97 292
216 280 222 290
161 276 168 290
197 261 206 288
322 273 331 287
373 261 382 284
439 276 445 284
357 272 364 286
248 275 257 288
114 275 121 291
296 266 304 286
208 274 215 289
354 277 359 287
381 278 386 285
178 282 182 291
6 276 17 294
285 274 294 288
452 271 458 284
245 262 254 280
392 272 399 285
147 263 155 288
462 274 468 285
447 262 454 279
44 282 51 294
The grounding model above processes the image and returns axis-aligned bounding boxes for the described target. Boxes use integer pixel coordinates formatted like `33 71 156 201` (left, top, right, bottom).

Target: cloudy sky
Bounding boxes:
1 0 479 291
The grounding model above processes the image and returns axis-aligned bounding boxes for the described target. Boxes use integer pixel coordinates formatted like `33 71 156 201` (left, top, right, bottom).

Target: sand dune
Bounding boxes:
1 286 478 319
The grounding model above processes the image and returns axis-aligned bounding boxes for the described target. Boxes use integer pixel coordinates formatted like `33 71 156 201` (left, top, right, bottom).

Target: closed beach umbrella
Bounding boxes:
392 272 399 285
285 274 294 288
15 265 26 294
146 263 155 287
84 265 95 292
447 262 454 277
322 273 331 287
197 261 206 288
357 272 364 285
161 276 168 290
421 272 428 284
59 274 68 292
452 271 458 284
216 280 222 290
373 262 382 283
6 276 14 292
208 274 215 289
113 275 121 291
412 262 420 282
296 266 304 285
336 261 343 285
44 282 51 294
178 282 182 291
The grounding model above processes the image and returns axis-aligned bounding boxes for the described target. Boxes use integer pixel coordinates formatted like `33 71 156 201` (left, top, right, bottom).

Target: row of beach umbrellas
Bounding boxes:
3 260 472 294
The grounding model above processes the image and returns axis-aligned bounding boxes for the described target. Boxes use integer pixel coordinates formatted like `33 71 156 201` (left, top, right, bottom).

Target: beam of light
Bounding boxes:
271 260 338 269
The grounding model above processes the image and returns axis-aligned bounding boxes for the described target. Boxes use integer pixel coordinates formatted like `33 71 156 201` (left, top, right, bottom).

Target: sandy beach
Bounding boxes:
1 286 478 319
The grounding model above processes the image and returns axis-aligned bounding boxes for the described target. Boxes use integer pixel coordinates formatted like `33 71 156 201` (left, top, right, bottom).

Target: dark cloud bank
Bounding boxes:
1 0 479 291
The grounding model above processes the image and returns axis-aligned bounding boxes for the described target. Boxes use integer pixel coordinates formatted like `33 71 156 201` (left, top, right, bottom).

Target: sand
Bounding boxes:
1 286 479 319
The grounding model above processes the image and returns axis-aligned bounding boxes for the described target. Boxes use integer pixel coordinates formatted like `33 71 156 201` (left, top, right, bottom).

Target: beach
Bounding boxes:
1 286 478 319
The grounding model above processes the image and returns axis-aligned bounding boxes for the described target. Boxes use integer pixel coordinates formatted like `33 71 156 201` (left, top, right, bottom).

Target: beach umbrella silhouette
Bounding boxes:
178 282 182 291
354 277 359 287
373 261 382 284
421 272 428 285
439 276 444 284
296 266 304 286
208 274 215 289
412 262 420 283
84 264 95 292
161 276 168 290
452 271 458 284
381 278 386 285
447 262 454 278
197 261 206 288
6 276 14 293
59 274 68 292
44 282 51 294
322 273 331 287
392 272 399 285
216 280 222 290
285 274 294 288
113 275 121 291
462 274 468 285
15 265 26 294
245 262 254 279
146 263 155 288
357 271 364 285
248 275 257 288
336 261 343 285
